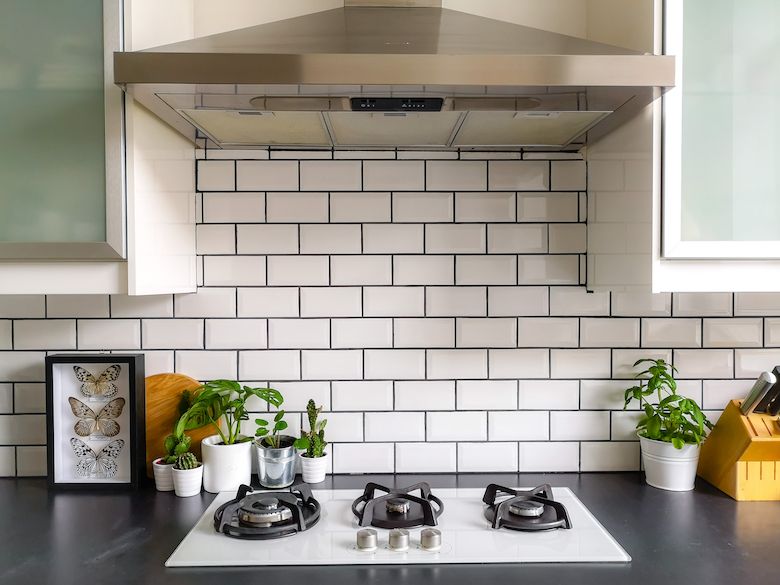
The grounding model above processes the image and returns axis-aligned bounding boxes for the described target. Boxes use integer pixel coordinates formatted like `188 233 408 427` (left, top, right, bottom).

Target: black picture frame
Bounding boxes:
45 354 145 490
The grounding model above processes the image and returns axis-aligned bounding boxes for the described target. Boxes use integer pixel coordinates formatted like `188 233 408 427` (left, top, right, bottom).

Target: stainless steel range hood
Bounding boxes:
114 1 674 150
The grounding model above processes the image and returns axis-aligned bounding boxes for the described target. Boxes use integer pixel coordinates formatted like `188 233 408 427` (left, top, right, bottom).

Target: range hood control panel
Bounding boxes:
351 97 444 112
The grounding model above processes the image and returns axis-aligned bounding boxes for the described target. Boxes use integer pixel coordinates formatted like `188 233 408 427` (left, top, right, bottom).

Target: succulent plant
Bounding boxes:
162 432 191 464
294 399 327 458
174 452 199 470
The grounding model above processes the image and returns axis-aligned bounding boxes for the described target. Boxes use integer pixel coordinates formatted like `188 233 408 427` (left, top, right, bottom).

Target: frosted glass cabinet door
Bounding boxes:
0 1 124 259
663 0 780 258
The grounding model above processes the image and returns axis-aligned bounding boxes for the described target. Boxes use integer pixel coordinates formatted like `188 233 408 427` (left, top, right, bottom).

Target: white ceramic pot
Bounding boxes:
172 464 203 497
300 452 328 484
152 458 174 492
639 434 701 491
201 435 253 493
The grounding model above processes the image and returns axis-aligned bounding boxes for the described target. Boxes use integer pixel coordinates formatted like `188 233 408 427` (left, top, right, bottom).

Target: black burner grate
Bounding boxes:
482 483 572 531
351 482 444 529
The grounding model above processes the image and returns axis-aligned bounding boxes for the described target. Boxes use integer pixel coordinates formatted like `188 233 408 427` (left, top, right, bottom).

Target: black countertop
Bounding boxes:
1 473 777 585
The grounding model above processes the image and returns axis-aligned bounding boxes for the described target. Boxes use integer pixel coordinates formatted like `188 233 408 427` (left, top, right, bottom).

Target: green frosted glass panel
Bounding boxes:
0 1 106 243
680 0 780 241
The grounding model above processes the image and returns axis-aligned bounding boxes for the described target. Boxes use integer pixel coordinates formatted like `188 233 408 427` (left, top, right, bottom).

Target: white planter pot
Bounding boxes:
152 458 174 492
639 434 701 491
172 464 203 497
300 452 328 484
201 435 253 493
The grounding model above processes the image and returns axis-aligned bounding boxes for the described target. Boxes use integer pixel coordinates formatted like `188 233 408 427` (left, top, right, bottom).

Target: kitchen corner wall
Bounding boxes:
2 148 779 477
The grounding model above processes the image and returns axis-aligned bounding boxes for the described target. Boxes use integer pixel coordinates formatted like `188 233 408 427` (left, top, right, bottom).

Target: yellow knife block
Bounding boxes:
698 400 780 501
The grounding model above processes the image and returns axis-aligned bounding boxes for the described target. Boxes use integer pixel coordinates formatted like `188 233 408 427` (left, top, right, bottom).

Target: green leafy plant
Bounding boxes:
162 432 191 464
255 410 290 448
294 399 327 458
624 358 713 449
178 380 283 445
174 452 200 470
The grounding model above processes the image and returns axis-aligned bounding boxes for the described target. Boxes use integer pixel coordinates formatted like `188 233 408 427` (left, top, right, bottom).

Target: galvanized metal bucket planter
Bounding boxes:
255 435 297 488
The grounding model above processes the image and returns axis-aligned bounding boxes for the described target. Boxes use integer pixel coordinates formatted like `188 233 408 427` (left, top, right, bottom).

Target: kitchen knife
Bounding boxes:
740 370 777 415
752 366 780 414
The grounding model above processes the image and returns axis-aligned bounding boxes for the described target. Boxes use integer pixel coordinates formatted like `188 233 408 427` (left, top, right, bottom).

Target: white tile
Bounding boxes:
550 349 610 379
488 161 549 190
300 161 361 191
365 412 425 441
13 383 45 414
364 287 424 317
176 350 237 380
518 380 579 409
517 192 578 222
334 150 394 159
703 318 762 348
204 256 266 286
611 411 643 441
363 224 424 254
364 349 425 379
488 224 547 253
427 411 486 441
316 411 362 442
142 319 203 349
396 443 457 473
398 150 458 160
674 349 734 379
237 225 298 254
519 442 579 472
735 292 780 316
394 318 454 348
765 318 780 347
0 295 45 318
395 380 455 411
393 192 454 223
268 319 329 349
455 192 515 222
456 317 516 348
47 295 109 318
300 224 361 254
206 319 267 349
269 381 330 411
489 349 549 379
489 411 549 440
267 256 329 286
197 160 235 191
0 447 14 476
78 319 140 350
426 161 486 191
394 256 454 285
427 287 486 317
333 443 394 474
0 384 11 412
331 318 392 348
426 224 486 253
548 224 586 253
550 411 609 440
580 379 631 410
641 318 702 348
702 380 745 410
427 349 487 379
0 352 45 381
138 351 175 376
16 446 47 477
457 255 516 285
517 317 578 348
734 348 780 378
269 149 328 159
175 288 236 318
518 255 578 285
612 292 671 317
13 320 76 350
488 286 548 317
111 295 173 318
238 288 298 318
581 442 640 472
236 160 297 191
239 350 300 380
300 287 361 317
266 192 328 223
457 380 517 410
363 161 424 191
0 414 45 444
332 381 393 411
549 287 609 316
580 318 639 348
202 192 265 223
302 350 362 380
330 192 391 222
458 442 518 472
673 292 733 317
612 349 671 379
196 224 235 255
331 255 392 285
551 160 586 190
0 321 8 350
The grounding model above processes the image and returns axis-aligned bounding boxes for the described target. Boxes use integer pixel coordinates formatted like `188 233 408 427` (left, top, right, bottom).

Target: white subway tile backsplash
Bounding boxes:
0 446 14 476
204 256 266 286
550 349 610 379
518 256 578 285
0 415 45 445
365 349 425 380
489 411 549 440
237 225 298 254
238 288 298 318
735 293 780 316
0 384 9 412
269 319 329 349
549 287 609 316
330 192 391 223
332 255 392 285
240 350 300 380
427 411 486 441
0 295 45 318
611 411 643 440
267 256 329 286
319 412 362 442
427 349 487 379
641 318 701 348
0 352 44 382
550 411 609 440
202 192 265 223
395 381 455 411
427 287 486 317
548 224 587 253
580 379 630 410
673 293 732 317
704 318 762 348
196 224 235 255
457 380 517 410
426 161 486 191
458 442 518 472
111 294 173 318
143 319 203 349
457 255 516 285
394 318 454 348
580 318 639 348
363 161 424 191
300 287 360 317
206 319 267 349
47 295 109 318
177 350 237 381
266 192 328 223
489 349 549 379
488 224 547 253
488 287 549 317
426 224 486 254
0 322 8 351
333 443 394 474
734 348 780 378
612 292 671 317
518 317 578 348
393 192 453 222
612 349 671 379
519 442 579 472
236 160 297 191
674 349 734 379
702 380 746 410
365 412 425 441
396 443 457 473
517 192 578 222
13 383 44 414
488 161 549 191
300 224 361 254
363 287 424 317
332 318 392 348
13 320 75 350
363 224 424 254
456 318 516 348
581 442 639 472
198 160 235 191
766 318 780 347
271 382 330 411
395 256 454 285
175 288 236 318
332 381 393 411
78 319 140 350
518 380 579 409
455 192 515 222
300 161 361 191
551 160 586 191
302 350 362 380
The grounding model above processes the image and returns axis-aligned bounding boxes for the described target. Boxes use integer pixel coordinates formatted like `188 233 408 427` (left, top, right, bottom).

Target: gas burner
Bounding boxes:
214 483 321 539
352 482 444 529
482 484 572 531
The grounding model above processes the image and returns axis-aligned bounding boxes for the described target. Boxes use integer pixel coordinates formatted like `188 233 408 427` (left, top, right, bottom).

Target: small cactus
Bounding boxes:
294 399 328 458
175 452 199 470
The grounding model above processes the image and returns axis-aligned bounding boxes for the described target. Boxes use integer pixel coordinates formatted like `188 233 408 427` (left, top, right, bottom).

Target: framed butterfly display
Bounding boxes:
45 354 145 490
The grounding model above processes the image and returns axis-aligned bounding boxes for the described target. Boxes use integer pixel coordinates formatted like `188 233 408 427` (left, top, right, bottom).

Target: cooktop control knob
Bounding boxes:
388 528 410 552
356 528 378 552
420 528 442 551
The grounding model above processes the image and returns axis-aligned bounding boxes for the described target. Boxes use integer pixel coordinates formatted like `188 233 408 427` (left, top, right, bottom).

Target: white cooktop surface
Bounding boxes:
166 487 630 566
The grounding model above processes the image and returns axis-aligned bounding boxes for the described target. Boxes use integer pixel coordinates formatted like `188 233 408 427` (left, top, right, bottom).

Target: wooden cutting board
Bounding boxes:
145 373 213 478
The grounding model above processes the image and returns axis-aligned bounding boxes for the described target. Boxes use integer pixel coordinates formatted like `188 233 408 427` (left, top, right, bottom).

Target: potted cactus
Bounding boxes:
153 432 191 492
294 399 328 484
171 452 203 497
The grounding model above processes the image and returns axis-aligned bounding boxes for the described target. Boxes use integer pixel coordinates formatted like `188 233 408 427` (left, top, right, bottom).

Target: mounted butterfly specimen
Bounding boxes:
68 397 125 437
70 438 125 479
73 364 121 399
